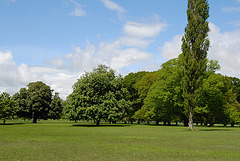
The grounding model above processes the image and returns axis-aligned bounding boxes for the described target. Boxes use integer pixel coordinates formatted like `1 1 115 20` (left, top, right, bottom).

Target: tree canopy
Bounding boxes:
65 65 131 126
0 92 16 124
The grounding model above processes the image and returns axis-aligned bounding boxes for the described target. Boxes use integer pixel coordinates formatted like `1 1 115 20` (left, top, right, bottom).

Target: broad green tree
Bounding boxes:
66 65 131 126
48 92 63 120
194 60 221 125
134 71 159 107
198 74 227 126
181 0 210 130
222 76 240 127
13 88 30 120
0 92 16 124
27 81 52 123
143 58 185 125
133 71 159 123
230 77 240 103
123 71 148 122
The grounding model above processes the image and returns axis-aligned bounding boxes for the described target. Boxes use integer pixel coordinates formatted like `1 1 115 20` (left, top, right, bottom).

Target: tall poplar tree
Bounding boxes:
181 0 210 130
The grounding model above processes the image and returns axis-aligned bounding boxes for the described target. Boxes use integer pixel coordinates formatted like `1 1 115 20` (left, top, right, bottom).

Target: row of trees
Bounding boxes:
0 81 63 124
126 58 240 127
1 62 240 126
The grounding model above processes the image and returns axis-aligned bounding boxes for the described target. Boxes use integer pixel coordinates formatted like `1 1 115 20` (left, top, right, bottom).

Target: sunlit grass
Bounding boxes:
0 120 240 160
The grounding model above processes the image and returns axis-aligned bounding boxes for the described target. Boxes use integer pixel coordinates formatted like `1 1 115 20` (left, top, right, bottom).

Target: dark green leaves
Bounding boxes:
66 65 130 125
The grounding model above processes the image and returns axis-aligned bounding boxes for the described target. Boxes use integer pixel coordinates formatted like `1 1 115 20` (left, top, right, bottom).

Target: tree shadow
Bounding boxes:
0 123 25 126
198 128 233 132
71 124 131 127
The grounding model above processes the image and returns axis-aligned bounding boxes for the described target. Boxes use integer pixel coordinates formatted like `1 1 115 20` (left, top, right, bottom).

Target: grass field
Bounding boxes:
0 120 240 161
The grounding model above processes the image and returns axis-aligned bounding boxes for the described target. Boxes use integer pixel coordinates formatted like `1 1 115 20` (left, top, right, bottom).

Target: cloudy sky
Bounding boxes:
1 0 240 98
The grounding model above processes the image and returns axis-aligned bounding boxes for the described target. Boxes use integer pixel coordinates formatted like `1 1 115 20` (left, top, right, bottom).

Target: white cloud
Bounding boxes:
208 22 240 78
1 18 166 99
160 22 240 78
0 51 32 94
123 21 166 39
69 0 87 17
161 35 182 59
45 56 66 69
50 18 166 74
118 36 150 49
120 20 167 49
70 7 87 17
96 41 152 70
0 51 77 98
101 0 125 12
65 43 97 73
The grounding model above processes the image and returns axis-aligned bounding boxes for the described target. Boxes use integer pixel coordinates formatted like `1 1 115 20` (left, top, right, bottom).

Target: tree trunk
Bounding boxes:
167 121 171 126
32 118 37 124
188 111 194 130
3 119 6 125
231 122 234 127
32 112 37 124
124 118 127 124
156 121 159 125
96 120 100 126
183 118 188 126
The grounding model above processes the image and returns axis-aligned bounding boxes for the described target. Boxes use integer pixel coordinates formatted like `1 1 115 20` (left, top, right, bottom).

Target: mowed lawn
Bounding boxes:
0 120 240 161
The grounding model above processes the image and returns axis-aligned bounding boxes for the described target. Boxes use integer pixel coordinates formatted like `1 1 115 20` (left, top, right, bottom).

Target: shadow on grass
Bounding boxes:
0 123 25 126
198 128 233 131
72 124 131 127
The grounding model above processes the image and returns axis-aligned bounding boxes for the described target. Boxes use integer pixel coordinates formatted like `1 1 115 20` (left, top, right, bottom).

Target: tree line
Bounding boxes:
124 58 240 127
0 81 63 124
1 0 240 127
1 62 240 126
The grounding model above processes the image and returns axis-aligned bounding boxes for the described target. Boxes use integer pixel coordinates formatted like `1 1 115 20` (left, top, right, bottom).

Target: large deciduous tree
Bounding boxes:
48 92 63 120
143 58 185 125
123 71 148 122
0 92 16 124
13 81 53 123
27 81 53 123
65 65 131 126
181 0 210 130
13 88 30 120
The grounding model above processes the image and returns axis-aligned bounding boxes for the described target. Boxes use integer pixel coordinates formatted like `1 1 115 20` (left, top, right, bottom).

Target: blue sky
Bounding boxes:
1 0 240 98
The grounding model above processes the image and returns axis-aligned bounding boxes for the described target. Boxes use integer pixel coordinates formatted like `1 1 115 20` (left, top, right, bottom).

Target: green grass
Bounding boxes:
0 120 240 161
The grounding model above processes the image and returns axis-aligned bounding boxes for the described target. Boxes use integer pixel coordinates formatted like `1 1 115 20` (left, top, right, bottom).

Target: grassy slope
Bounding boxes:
0 120 240 161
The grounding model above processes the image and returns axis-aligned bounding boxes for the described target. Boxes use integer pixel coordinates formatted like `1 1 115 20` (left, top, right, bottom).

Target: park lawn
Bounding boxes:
0 120 240 161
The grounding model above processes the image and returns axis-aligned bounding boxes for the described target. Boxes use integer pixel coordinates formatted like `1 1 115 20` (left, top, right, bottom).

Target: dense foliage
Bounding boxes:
10 81 63 123
0 92 16 124
123 71 158 123
65 65 131 125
